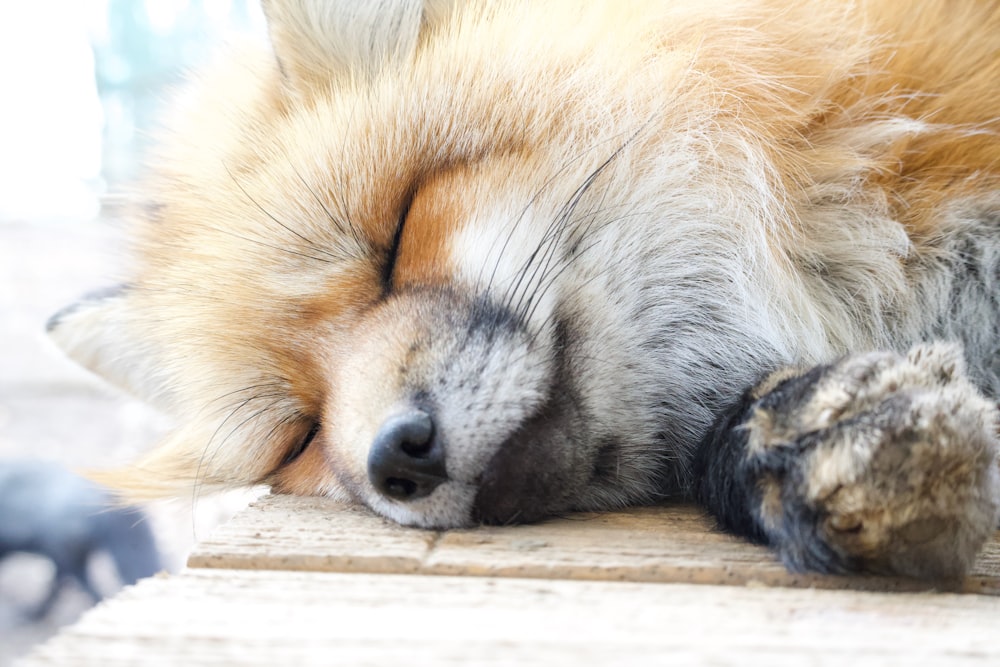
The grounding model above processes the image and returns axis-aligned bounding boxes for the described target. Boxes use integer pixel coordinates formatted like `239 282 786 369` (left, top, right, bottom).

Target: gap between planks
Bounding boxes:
187 494 1000 595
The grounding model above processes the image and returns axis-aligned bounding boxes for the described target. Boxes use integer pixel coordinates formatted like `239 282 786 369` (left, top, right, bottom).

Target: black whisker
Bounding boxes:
193 385 290 503
206 225 337 265
525 211 644 327
483 131 635 297
507 138 633 325
288 159 366 253
224 164 343 261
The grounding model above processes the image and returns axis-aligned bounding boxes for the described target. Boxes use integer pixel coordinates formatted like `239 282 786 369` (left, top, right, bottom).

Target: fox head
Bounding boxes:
48 0 853 527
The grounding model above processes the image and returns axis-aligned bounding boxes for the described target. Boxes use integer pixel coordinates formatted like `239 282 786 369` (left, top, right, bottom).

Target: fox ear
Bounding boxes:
261 0 462 94
47 286 169 409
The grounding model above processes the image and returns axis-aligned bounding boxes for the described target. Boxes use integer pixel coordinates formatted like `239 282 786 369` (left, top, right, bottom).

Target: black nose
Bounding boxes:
367 408 447 501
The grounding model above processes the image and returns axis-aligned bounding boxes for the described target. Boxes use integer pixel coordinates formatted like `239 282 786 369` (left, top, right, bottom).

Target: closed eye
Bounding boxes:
381 197 413 292
282 422 320 466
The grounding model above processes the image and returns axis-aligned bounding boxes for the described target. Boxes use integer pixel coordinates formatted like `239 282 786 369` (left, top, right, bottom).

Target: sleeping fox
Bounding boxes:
49 0 999 579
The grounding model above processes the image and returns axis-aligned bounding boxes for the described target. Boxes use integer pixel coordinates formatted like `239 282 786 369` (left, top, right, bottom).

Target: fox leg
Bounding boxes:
693 343 1000 578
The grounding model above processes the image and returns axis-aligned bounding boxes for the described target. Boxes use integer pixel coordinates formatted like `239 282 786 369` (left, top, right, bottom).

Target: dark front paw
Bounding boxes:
745 344 999 578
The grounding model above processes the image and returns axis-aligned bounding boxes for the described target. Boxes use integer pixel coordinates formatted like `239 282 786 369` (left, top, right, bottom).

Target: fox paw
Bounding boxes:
745 343 1000 578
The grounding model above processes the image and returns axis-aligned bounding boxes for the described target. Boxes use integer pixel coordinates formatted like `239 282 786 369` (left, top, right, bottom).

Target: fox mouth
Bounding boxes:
359 387 586 528
471 366 585 525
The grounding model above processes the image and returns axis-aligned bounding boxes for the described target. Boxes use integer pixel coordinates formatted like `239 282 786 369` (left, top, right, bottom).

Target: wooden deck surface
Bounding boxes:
19 494 1000 666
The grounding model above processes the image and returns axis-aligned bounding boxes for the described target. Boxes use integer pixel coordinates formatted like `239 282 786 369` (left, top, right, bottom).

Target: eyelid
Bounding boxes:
381 195 414 292
282 422 320 467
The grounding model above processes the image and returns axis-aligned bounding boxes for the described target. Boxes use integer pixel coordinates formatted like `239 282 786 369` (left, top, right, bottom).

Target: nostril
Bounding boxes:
385 477 418 498
368 408 448 501
401 439 432 459
393 411 433 457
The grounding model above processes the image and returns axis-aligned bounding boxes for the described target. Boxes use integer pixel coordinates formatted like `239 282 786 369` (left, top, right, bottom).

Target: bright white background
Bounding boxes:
0 0 265 222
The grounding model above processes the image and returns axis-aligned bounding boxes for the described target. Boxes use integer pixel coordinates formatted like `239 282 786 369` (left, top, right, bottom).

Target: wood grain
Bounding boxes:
188 494 1000 594
187 495 437 574
20 567 1000 667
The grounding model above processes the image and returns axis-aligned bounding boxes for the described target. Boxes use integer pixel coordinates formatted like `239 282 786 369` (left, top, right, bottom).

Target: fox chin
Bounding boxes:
50 0 1000 579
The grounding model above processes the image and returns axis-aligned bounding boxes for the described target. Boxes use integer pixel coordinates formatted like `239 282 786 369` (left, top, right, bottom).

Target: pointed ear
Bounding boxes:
47 285 169 409
261 0 462 95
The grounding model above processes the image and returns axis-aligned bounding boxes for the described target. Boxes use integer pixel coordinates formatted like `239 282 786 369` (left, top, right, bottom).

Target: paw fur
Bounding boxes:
746 343 999 578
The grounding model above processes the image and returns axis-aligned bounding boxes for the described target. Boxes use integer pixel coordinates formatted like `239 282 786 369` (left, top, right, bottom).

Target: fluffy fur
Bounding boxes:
50 0 1000 577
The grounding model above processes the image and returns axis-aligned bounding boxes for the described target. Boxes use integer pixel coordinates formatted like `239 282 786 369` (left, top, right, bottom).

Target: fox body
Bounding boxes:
50 0 1000 577
0 461 161 618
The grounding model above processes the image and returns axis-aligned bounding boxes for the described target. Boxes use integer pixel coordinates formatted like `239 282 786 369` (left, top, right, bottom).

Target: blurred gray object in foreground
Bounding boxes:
0 459 161 619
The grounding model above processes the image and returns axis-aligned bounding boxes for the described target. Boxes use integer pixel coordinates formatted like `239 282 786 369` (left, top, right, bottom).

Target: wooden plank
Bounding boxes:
19 568 1000 667
188 494 1000 594
187 495 436 574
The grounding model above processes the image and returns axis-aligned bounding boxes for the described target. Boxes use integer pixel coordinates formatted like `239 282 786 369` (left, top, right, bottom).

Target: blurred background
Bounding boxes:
0 2 267 663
